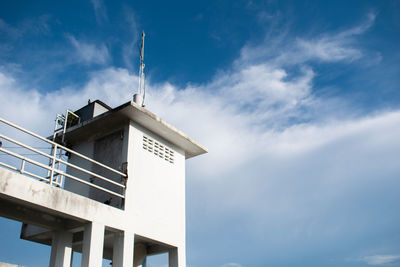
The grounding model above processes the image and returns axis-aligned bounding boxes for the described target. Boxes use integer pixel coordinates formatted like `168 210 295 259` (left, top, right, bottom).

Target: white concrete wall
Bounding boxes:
64 141 94 198
63 119 187 250
125 121 186 248
89 129 124 207
92 102 109 117
64 127 128 208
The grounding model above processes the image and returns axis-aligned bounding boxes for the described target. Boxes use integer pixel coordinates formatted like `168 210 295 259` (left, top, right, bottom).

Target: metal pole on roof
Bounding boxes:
135 31 146 107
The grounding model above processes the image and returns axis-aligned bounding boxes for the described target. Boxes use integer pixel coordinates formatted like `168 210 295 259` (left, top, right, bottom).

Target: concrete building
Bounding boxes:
0 99 207 266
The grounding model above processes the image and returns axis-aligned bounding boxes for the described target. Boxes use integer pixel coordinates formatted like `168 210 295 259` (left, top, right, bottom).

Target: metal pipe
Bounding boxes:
0 139 125 189
0 134 52 159
49 144 57 185
57 170 125 199
0 117 127 199
0 117 127 177
20 159 25 174
21 169 50 183
0 161 19 172
0 148 54 172
57 158 125 189
0 147 124 197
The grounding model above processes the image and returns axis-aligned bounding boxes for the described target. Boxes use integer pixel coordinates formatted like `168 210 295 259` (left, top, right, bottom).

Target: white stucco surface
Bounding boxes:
126 121 186 248
0 167 125 230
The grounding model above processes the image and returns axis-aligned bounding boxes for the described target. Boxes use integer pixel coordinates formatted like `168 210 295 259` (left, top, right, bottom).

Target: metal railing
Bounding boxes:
53 110 80 143
0 117 127 200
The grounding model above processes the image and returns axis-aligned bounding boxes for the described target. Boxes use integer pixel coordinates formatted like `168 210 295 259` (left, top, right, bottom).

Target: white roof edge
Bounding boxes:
114 101 208 159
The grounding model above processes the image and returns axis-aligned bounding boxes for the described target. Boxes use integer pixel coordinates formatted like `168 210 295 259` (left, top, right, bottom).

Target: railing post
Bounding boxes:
50 144 57 185
55 151 61 185
59 174 65 187
20 159 25 174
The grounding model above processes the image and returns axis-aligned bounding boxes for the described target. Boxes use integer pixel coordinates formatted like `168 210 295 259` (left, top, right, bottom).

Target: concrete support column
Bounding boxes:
169 247 185 267
49 230 73 267
112 231 135 267
134 243 147 267
81 222 105 267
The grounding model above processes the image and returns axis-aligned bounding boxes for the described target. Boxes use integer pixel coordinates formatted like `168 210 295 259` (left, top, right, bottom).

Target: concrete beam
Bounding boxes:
146 244 169 256
0 168 126 230
0 198 64 230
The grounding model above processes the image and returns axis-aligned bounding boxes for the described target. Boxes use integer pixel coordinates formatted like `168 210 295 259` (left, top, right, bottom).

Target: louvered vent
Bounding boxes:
143 135 174 164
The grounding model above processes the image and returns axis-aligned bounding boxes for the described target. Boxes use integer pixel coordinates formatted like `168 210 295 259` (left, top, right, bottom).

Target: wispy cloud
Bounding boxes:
240 12 376 66
121 7 140 71
0 19 19 39
90 0 108 24
294 36 362 63
67 35 110 65
339 12 376 37
292 13 376 63
208 64 315 127
358 254 400 265
0 15 51 40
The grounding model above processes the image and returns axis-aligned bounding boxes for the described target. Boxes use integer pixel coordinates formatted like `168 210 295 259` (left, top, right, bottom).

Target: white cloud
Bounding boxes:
295 37 362 62
359 254 400 265
90 0 108 24
1 38 398 178
67 35 110 65
0 72 46 131
239 12 376 66
2 62 399 207
121 8 139 71
292 12 376 63
339 12 376 37
1 64 399 266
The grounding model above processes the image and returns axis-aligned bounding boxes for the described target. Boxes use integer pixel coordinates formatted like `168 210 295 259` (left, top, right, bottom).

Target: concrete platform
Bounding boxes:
0 167 174 261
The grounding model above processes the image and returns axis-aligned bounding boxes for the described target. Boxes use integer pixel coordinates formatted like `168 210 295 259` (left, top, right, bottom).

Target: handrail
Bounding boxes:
0 134 125 189
0 116 126 202
57 158 125 189
0 147 54 173
0 134 52 160
0 117 127 178
57 170 124 199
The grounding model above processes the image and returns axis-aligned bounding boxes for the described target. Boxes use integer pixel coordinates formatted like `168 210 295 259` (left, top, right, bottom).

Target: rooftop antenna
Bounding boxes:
133 31 146 107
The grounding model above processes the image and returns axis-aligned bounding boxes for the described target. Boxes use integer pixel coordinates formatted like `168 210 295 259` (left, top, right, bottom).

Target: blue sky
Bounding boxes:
1 0 400 267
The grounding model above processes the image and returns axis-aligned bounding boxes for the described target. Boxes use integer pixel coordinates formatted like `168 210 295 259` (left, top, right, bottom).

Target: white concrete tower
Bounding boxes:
0 99 207 266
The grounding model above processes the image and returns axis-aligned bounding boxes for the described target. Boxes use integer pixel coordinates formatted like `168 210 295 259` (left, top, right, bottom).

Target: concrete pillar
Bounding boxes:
81 222 105 267
49 230 73 267
112 231 135 267
133 243 147 267
169 247 185 267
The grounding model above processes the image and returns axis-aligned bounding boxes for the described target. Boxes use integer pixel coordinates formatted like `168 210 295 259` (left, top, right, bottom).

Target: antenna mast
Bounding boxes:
134 31 146 107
